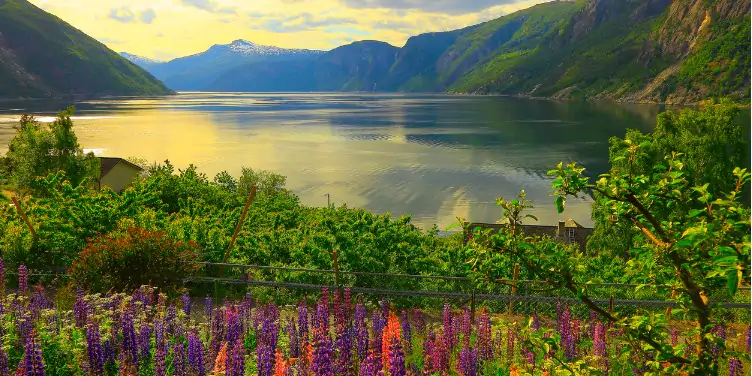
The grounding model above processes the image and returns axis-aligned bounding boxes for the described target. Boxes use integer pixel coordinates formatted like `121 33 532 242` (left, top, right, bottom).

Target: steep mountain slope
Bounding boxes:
191 0 748 103
209 41 399 92
451 0 749 103
119 52 165 71
0 0 172 98
148 40 324 91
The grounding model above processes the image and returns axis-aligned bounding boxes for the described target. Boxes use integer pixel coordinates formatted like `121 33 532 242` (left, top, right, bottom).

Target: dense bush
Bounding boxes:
69 227 201 293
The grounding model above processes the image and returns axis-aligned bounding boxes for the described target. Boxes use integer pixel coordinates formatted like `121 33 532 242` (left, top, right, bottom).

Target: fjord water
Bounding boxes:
0 93 662 230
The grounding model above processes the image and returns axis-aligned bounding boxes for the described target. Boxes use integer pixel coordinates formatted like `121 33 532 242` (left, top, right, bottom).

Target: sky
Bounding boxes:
29 0 549 61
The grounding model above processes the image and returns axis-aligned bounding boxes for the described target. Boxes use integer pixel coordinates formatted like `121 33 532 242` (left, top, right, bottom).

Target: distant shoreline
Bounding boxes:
0 91 747 108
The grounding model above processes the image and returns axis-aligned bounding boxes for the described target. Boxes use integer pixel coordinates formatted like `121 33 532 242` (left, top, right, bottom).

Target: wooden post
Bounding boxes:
508 263 520 315
11 196 37 240
665 289 677 320
219 185 257 276
470 289 476 324
332 249 340 292
609 295 615 312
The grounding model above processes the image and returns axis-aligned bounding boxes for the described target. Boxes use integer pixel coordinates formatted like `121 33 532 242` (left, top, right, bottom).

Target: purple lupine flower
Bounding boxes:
359 350 378 376
317 288 330 333
86 319 104 375
298 302 309 343
73 288 87 328
226 307 242 344
380 298 389 320
188 331 205 376
442 303 454 351
532 313 541 331
460 306 471 344
355 299 369 361
745 325 751 354
228 339 245 376
476 310 492 362
138 322 152 360
312 327 333 376
433 331 449 373
167 304 177 334
559 306 575 361
18 263 29 293
205 296 213 319
0 256 5 294
506 327 515 365
0 341 8 376
103 327 116 365
371 311 385 356
422 330 436 375
343 288 351 321
334 325 354 376
257 305 279 376
400 310 412 354
182 293 191 316
730 357 743 376
388 338 406 376
593 322 606 357
154 343 167 376
333 290 342 330
172 343 187 376
413 309 425 334
711 324 727 360
22 331 45 376
458 344 478 376
589 311 598 338
287 317 300 359
121 311 139 369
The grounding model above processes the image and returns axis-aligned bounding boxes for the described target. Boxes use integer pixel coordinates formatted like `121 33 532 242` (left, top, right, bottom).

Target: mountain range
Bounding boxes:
0 0 748 103
0 0 172 99
121 0 750 104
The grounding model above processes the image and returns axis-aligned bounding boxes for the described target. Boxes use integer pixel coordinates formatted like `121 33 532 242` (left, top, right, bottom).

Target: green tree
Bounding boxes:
586 99 750 263
467 152 750 373
237 167 288 198
4 106 99 195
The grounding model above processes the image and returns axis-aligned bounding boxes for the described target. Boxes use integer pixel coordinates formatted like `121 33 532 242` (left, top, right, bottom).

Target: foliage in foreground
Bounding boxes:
465 112 751 372
0 263 750 376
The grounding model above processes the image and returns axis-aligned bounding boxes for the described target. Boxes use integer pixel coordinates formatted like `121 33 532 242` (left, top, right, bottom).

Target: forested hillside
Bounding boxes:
0 0 173 98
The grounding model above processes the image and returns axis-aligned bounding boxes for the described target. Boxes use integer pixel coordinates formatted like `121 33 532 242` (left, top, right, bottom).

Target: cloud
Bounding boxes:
341 0 528 15
108 6 157 24
108 6 136 23
139 8 157 23
179 0 236 14
261 13 358 32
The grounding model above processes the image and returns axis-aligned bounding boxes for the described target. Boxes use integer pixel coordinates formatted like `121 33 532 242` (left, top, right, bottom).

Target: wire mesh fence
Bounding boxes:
184 262 751 324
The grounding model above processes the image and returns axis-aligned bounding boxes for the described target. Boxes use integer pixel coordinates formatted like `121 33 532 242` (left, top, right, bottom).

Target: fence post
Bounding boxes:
332 249 340 294
219 185 257 277
609 295 615 312
470 288 476 324
11 196 37 240
508 263 519 315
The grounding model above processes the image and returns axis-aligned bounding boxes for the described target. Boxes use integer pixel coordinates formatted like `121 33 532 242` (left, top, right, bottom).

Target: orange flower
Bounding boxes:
212 343 229 376
274 349 287 376
382 312 402 370
509 365 521 376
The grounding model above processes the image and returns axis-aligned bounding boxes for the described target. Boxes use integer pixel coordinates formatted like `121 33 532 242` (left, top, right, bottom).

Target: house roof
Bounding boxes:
98 157 143 179
463 221 594 251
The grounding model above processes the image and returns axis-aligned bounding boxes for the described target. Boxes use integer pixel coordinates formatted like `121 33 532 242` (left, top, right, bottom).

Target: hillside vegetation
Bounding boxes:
206 0 749 104
0 0 173 98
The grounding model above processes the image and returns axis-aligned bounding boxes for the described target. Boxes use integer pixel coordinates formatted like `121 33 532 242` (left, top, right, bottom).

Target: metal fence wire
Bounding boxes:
185 262 751 323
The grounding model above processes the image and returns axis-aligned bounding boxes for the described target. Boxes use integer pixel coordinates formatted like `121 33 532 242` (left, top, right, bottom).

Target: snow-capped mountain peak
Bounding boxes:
119 52 165 65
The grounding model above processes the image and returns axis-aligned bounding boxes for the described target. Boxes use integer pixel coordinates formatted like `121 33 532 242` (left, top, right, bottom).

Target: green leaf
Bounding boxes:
728 272 739 296
555 196 564 213
525 214 538 222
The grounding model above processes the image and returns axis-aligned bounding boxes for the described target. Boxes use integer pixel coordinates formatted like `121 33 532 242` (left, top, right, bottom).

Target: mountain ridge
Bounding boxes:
0 0 173 99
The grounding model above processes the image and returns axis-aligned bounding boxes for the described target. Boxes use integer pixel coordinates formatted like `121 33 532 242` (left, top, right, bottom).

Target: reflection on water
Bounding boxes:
0 93 664 230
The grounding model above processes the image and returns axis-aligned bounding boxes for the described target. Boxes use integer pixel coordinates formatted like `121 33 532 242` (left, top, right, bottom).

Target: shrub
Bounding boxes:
70 227 201 294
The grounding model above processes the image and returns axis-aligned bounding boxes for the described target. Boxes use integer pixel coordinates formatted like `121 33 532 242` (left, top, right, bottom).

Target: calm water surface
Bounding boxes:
0 93 663 230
